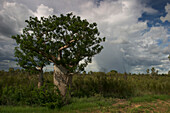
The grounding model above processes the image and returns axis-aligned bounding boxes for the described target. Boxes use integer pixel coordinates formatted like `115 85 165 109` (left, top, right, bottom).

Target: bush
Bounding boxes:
0 83 63 109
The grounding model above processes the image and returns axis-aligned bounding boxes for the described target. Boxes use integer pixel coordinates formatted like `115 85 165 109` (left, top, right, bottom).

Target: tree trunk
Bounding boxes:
53 64 72 97
38 68 44 88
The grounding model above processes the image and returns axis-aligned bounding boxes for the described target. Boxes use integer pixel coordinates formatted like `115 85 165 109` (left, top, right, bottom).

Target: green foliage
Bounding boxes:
0 84 63 109
11 13 105 73
0 71 170 108
0 72 63 109
72 73 134 98
106 70 118 76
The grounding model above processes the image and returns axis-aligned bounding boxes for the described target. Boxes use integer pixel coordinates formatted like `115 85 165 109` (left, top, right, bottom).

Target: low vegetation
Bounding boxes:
0 95 170 113
0 69 170 112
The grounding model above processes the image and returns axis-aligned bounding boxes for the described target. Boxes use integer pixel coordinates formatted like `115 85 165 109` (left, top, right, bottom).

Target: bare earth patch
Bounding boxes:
91 98 170 113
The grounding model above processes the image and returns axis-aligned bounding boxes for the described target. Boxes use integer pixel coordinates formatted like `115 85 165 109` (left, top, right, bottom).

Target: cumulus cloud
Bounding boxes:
33 4 54 18
77 0 169 73
0 1 34 70
0 0 169 73
160 3 170 22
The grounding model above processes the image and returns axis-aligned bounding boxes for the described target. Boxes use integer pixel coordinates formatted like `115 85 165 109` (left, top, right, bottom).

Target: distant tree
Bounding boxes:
168 54 170 61
12 13 105 97
168 71 170 75
15 69 21 74
8 68 14 73
110 70 118 74
146 69 150 75
88 71 93 75
151 67 155 76
151 67 159 76
156 70 159 75
107 70 118 76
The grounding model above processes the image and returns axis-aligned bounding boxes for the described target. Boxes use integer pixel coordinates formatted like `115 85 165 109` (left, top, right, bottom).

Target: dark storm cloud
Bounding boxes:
94 44 129 73
0 15 18 37
0 1 34 71
124 56 161 66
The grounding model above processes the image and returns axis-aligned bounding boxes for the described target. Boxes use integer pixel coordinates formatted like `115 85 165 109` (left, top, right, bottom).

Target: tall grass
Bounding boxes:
72 73 170 98
0 71 170 107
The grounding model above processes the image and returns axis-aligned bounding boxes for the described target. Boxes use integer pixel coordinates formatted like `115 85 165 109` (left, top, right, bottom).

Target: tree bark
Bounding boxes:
38 68 44 88
53 64 72 97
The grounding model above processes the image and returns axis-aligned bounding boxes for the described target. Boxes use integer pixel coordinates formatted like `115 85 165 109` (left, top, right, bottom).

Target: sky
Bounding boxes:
0 0 169 74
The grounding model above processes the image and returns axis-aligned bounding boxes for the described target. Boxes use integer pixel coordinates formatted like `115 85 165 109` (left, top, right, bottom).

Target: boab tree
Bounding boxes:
12 13 105 97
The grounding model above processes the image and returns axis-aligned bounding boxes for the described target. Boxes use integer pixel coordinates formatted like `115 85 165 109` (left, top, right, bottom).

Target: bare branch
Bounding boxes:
58 39 76 51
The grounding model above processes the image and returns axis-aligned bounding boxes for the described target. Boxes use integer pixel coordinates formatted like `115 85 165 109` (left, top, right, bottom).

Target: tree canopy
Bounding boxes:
14 46 49 72
12 13 105 73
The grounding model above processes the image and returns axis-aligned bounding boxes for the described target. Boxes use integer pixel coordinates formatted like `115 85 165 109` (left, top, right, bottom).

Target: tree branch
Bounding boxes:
58 39 75 51
24 46 57 63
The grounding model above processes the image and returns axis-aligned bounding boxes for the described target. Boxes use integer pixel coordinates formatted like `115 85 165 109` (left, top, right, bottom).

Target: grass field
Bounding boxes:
1 95 170 113
0 71 169 112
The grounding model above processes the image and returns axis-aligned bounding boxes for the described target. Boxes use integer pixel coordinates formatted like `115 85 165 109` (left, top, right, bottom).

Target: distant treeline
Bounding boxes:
1 67 169 76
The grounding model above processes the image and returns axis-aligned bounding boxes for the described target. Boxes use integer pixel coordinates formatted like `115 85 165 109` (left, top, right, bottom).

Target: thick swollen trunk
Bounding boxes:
38 68 44 88
53 64 72 97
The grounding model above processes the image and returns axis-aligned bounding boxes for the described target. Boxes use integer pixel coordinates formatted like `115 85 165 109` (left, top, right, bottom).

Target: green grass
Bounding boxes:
152 95 170 100
130 95 170 103
0 95 170 113
0 106 52 113
0 96 116 113
130 95 156 103
60 96 116 112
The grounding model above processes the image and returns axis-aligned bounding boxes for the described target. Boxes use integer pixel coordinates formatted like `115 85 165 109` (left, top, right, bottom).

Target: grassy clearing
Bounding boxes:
1 95 170 113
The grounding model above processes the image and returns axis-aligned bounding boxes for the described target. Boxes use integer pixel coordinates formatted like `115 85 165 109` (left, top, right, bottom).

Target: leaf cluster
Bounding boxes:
12 13 105 73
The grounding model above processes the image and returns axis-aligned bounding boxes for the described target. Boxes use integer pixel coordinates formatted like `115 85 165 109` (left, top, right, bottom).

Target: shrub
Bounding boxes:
0 83 63 109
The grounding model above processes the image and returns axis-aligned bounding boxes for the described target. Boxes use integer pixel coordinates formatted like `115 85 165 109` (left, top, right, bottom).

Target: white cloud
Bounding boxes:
33 4 54 19
73 0 169 73
160 3 170 22
85 58 100 72
0 0 169 73
143 7 158 14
